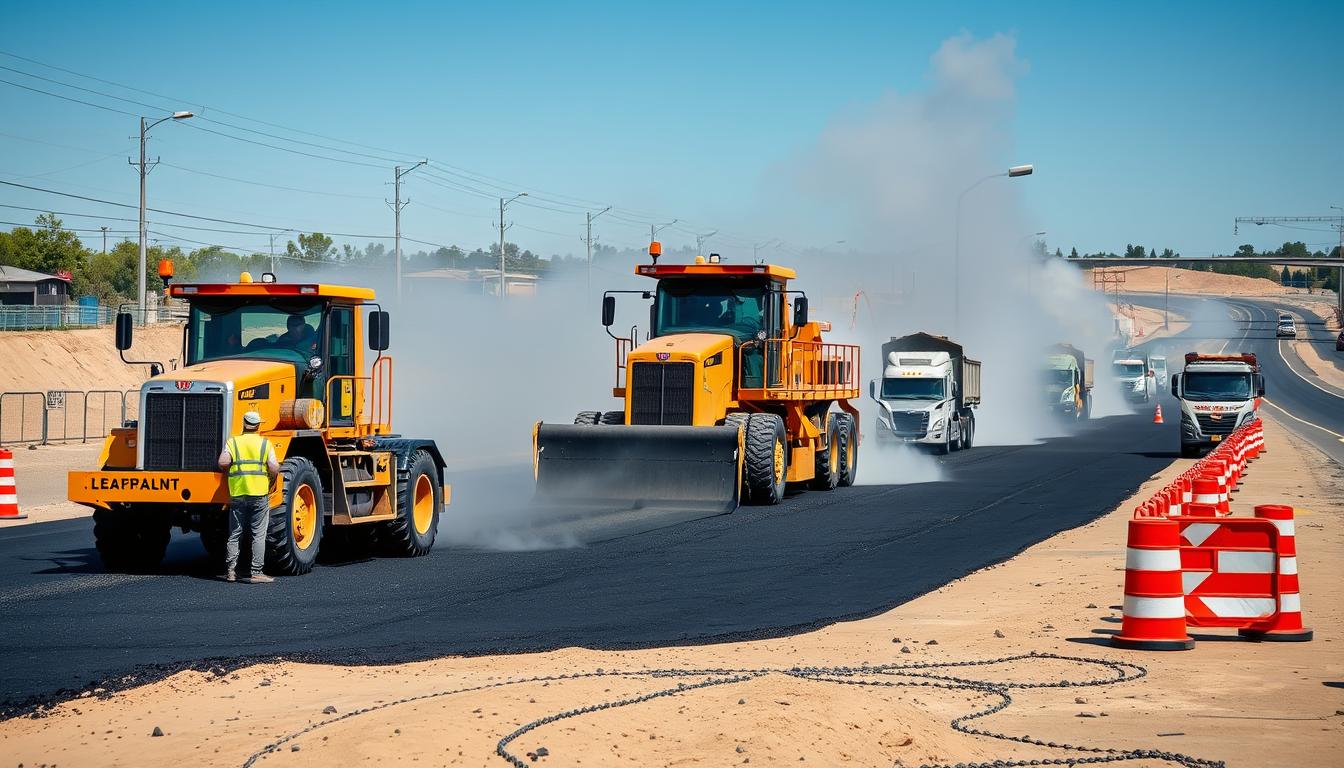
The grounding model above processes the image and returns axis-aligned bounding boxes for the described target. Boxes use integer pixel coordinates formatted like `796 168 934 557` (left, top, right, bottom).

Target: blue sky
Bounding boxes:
1 1 1340 262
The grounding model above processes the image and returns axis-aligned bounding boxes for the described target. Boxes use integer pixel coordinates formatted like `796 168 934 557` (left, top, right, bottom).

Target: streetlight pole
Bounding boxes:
694 230 717 256
389 160 427 302
134 111 193 325
953 163 1033 336
650 219 678 245
499 193 528 298
585 206 611 296
100 226 108 255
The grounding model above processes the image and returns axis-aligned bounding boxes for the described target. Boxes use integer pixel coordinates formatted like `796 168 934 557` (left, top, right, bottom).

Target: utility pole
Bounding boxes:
584 206 611 296
100 226 108 254
131 111 192 326
499 193 528 298
388 160 426 302
752 239 777 263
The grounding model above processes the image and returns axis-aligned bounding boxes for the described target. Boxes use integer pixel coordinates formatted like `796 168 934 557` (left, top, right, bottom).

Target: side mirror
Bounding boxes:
115 311 133 351
792 296 809 327
602 295 616 327
868 379 876 399
368 310 390 351
1169 374 1179 398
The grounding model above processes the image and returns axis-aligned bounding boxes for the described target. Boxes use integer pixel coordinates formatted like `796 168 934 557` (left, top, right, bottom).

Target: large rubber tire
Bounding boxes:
573 411 601 425
936 422 952 455
723 412 751 504
266 456 323 576
743 413 787 505
961 413 975 450
810 413 841 491
836 413 858 487
380 450 441 557
599 410 624 425
93 507 170 574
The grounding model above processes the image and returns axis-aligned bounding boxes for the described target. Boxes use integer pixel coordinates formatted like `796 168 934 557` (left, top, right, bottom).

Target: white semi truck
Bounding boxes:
1112 349 1154 403
869 332 981 454
1169 352 1263 458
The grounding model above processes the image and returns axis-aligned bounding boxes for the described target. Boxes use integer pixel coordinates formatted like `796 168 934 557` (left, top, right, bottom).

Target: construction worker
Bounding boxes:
217 410 280 583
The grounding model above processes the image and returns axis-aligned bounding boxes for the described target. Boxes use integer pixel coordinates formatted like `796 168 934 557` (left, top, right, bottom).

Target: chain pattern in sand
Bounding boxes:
241 652 1225 768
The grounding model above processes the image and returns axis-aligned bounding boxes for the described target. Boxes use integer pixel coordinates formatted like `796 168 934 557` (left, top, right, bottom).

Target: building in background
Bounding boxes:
0 266 71 306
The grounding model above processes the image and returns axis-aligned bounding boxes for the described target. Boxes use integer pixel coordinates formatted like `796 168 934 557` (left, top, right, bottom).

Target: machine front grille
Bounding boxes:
143 393 225 471
889 410 929 437
1195 412 1237 436
629 362 695 426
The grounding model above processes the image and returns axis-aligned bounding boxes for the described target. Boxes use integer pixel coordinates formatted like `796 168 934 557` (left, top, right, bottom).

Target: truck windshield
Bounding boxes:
655 279 766 342
1182 371 1252 402
882 377 945 400
1113 362 1144 377
187 300 324 365
1047 369 1074 387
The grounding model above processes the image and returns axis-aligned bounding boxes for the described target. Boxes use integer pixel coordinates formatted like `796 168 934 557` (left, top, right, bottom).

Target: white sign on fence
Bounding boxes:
45 391 65 410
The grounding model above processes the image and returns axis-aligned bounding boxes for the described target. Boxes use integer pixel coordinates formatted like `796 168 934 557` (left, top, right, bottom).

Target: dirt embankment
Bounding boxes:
0 324 184 393
1090 265 1312 297
2 416 1338 767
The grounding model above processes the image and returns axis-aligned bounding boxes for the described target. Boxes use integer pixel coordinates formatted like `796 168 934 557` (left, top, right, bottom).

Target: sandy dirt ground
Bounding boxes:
0 442 101 526
1111 301 1187 344
1090 265 1316 297
0 324 184 392
2 415 1338 768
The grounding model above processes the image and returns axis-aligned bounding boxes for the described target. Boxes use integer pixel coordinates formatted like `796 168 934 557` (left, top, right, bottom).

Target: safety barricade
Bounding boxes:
0 448 25 520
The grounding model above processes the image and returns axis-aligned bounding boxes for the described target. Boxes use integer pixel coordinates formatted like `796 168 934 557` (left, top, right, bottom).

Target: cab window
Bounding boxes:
188 300 323 365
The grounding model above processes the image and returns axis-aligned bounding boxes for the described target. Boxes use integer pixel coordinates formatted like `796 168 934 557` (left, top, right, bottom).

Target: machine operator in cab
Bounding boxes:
217 411 281 583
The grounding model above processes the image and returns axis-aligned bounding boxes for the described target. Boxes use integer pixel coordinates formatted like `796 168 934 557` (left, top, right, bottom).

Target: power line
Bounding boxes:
158 162 381 199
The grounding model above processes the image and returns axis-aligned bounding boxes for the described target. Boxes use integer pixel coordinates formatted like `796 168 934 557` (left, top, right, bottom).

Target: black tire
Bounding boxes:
810 413 841 491
962 413 975 450
266 456 323 576
573 411 601 425
723 412 751 504
599 410 624 425
936 423 952 455
380 450 441 557
836 413 858 487
93 507 170 573
742 413 787 505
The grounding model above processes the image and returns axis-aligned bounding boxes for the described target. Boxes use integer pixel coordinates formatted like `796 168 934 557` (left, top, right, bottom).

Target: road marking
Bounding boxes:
1260 397 1344 443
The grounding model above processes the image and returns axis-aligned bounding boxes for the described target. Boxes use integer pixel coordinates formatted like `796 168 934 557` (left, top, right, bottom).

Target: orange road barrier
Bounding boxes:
1239 505 1312 642
0 448 25 520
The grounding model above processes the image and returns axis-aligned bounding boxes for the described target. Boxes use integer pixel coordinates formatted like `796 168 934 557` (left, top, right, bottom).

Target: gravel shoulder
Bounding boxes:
2 415 1337 767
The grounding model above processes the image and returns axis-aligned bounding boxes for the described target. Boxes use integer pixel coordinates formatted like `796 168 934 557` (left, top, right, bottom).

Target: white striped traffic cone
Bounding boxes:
0 448 26 520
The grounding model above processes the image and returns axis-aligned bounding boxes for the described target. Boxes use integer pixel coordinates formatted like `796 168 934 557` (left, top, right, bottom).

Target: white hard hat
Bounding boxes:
242 411 263 427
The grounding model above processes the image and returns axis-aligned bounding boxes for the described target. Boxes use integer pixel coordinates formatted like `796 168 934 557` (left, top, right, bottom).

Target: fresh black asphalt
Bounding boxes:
10 291 1340 716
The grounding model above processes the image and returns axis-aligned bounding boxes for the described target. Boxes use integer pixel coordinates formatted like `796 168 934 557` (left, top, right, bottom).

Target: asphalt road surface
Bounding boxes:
3 292 1339 715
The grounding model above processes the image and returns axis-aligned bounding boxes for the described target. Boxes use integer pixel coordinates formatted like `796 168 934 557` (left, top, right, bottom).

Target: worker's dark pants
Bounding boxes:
226 495 269 575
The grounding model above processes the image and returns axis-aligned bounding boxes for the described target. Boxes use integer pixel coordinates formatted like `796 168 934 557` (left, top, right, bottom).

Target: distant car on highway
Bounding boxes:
1276 319 1297 338
1277 312 1293 323
1336 330 1344 352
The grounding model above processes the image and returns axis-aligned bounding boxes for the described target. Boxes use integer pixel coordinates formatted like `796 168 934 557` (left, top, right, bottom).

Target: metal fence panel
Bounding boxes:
0 391 46 445
0 388 135 446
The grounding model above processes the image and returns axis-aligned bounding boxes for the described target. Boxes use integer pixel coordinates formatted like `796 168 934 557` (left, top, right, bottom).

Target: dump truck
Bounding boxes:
68 266 449 574
1170 352 1263 458
533 246 862 515
1113 351 1154 403
869 333 981 454
1046 343 1094 419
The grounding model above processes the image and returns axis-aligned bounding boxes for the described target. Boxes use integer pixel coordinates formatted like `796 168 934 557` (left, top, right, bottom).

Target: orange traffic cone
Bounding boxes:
1153 404 1164 424
0 449 26 521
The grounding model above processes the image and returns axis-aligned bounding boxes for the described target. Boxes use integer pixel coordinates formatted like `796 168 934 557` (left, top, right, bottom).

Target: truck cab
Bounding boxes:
1170 353 1263 458
1045 344 1093 419
1112 354 1153 403
870 333 980 454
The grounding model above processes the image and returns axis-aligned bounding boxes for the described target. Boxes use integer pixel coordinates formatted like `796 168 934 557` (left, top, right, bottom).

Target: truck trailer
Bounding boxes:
869 332 981 454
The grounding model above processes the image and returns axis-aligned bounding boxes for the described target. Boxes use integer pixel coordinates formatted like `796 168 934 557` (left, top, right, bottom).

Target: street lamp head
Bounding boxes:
1007 164 1034 177
171 111 194 120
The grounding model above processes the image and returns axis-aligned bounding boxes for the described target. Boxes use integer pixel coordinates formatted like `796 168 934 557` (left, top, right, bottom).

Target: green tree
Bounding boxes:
0 214 90 274
1069 247 1079 259
286 232 336 263
1280 265 1291 284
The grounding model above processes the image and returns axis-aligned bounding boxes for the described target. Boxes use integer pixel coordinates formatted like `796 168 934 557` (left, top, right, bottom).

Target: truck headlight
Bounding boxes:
930 417 944 431
1059 388 1073 403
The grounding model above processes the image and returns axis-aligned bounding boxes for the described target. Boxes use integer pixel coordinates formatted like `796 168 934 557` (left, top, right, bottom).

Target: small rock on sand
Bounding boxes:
994 630 1005 638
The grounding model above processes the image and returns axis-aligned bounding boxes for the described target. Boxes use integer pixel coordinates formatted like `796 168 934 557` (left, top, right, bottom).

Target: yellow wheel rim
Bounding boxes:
292 484 317 551
847 431 856 473
412 474 435 535
773 439 785 484
829 432 839 474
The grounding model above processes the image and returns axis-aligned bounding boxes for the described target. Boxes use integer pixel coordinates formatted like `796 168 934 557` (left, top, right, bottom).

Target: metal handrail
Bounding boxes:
323 355 393 433
737 338 861 398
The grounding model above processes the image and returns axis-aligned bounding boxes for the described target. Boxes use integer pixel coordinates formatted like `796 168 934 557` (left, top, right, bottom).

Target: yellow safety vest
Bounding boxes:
227 433 272 497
